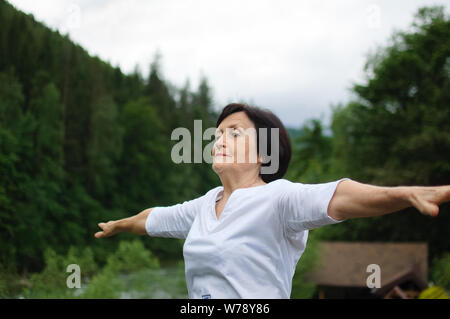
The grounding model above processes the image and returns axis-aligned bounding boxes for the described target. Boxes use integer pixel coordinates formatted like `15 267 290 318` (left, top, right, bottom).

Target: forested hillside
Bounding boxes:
0 0 220 272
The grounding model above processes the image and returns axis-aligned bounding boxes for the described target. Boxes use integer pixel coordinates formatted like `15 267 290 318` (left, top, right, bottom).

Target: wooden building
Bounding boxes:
307 242 428 299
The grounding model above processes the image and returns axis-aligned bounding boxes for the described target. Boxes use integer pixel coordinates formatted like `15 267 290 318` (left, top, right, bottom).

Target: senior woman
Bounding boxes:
95 103 450 299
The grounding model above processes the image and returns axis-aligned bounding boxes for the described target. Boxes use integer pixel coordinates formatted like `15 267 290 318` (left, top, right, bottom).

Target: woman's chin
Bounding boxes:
212 160 233 172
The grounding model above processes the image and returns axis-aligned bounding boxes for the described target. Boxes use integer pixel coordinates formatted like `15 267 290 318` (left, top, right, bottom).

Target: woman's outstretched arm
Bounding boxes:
94 208 154 238
328 180 450 221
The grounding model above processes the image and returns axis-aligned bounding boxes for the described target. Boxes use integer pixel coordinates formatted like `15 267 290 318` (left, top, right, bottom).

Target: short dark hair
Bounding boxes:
216 103 291 183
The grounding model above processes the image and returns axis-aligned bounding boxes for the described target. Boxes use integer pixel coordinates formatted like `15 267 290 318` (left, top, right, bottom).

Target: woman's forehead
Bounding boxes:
217 112 254 130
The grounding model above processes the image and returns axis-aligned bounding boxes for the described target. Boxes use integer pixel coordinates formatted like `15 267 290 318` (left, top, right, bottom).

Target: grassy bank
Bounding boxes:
0 240 187 299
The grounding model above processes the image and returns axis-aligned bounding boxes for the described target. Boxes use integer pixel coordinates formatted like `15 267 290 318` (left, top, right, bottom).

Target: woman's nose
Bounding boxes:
213 135 226 154
216 134 226 147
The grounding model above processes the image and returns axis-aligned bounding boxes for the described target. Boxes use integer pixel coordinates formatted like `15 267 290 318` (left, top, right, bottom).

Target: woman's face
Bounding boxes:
212 111 262 174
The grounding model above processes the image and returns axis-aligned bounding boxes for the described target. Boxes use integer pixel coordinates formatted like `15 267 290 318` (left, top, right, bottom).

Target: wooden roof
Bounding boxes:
307 242 428 288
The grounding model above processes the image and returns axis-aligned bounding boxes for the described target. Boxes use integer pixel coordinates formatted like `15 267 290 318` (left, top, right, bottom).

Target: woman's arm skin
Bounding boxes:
328 180 450 221
94 208 154 238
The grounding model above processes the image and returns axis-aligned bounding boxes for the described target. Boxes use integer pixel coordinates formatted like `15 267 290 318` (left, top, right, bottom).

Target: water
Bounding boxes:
13 264 188 299
118 265 188 299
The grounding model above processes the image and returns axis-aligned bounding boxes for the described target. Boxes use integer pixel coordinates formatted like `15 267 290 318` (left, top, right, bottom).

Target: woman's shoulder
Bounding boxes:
268 178 294 188
180 186 222 205
201 185 223 201
272 178 291 184
261 178 295 196
197 186 221 198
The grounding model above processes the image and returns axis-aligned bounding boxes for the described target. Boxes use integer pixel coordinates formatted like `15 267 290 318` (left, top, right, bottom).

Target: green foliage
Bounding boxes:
86 95 124 201
103 240 160 274
0 264 22 298
334 5 450 186
286 6 450 294
79 267 125 299
77 240 160 299
286 119 334 183
21 246 98 298
430 253 450 290
0 0 219 274
17 240 161 298
290 230 322 298
419 286 449 299
0 69 25 266
116 97 167 209
323 5 450 263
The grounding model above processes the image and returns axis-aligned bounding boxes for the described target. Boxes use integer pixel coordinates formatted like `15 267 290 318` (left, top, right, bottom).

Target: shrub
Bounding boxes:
78 240 160 298
103 240 160 274
22 246 99 298
290 230 322 298
78 267 124 299
430 253 450 291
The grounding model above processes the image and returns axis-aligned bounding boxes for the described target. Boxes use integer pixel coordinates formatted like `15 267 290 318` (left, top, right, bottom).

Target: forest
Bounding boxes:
0 1 449 298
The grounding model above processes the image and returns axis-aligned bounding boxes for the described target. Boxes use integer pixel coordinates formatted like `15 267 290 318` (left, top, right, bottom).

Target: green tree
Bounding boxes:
86 95 124 202
0 69 26 268
325 6 450 261
144 52 177 130
117 98 168 211
286 119 333 183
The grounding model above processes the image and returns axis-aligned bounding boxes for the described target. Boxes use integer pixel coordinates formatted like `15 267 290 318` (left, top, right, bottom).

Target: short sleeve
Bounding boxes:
145 193 207 239
278 178 351 234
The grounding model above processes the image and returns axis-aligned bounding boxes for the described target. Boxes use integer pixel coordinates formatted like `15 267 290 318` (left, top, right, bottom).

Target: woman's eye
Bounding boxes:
232 131 240 137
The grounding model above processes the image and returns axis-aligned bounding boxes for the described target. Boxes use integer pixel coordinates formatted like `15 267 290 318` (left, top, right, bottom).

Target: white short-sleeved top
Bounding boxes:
145 177 350 299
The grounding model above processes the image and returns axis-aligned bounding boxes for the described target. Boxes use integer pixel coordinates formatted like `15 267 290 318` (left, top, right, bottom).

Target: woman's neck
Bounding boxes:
219 172 266 198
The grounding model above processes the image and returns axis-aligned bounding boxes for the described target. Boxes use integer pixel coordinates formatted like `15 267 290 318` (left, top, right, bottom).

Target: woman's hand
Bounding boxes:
94 209 152 238
95 220 120 238
408 185 450 217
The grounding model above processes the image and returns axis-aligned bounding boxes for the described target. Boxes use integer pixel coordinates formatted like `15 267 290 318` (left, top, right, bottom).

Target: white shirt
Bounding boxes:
145 177 350 299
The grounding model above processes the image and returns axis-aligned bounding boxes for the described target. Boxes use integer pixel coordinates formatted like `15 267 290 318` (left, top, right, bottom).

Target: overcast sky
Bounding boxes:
7 0 449 128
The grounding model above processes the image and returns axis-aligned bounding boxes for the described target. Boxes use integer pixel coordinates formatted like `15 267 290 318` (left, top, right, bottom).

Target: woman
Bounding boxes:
95 103 450 299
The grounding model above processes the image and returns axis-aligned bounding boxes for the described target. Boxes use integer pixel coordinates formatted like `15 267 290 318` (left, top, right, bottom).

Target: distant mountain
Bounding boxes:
286 127 305 149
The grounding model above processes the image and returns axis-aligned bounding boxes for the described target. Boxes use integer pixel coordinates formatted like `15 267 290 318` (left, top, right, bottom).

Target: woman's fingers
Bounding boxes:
429 186 450 205
94 231 104 238
95 221 118 238
95 222 107 238
410 189 439 217
441 186 450 203
422 186 450 216
422 201 439 217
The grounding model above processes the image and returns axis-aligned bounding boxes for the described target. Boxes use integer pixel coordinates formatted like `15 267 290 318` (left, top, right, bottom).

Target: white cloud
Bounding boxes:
7 0 449 128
